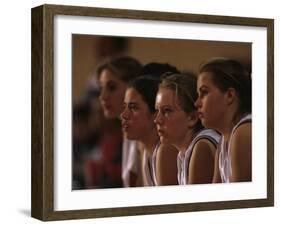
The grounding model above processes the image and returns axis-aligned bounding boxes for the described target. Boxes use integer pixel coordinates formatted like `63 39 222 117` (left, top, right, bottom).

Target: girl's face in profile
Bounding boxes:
98 69 127 119
195 72 228 130
121 88 156 141
154 87 190 145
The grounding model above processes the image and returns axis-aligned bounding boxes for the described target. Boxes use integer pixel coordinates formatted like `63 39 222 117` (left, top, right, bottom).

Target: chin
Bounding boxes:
201 119 209 128
160 137 168 144
202 121 216 131
124 133 136 140
104 111 117 119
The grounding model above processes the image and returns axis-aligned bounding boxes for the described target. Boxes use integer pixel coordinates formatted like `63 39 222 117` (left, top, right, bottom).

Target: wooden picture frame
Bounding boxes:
31 4 274 221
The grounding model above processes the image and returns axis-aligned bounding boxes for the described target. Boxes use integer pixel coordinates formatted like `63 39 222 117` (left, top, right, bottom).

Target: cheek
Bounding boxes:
131 114 141 126
131 115 153 137
111 90 126 111
202 95 216 112
115 90 126 103
203 97 226 123
130 113 146 127
203 96 212 107
141 114 154 127
166 116 184 134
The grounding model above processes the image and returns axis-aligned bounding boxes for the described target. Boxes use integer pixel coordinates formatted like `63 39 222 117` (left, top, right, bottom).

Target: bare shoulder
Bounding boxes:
232 122 251 144
190 138 217 169
157 144 179 160
188 138 216 184
193 138 217 157
231 122 251 154
158 143 179 153
230 122 252 182
156 144 179 185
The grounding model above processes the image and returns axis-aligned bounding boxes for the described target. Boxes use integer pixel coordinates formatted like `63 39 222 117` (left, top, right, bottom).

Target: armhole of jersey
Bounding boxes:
193 137 218 150
187 137 218 177
232 120 252 135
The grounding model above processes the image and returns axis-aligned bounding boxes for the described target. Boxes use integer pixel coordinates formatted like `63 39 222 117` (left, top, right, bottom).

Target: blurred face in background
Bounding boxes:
121 88 156 141
98 69 127 119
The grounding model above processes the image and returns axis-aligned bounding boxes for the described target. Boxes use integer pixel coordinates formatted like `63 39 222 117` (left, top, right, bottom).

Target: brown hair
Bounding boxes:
159 73 203 132
199 57 251 114
96 55 142 83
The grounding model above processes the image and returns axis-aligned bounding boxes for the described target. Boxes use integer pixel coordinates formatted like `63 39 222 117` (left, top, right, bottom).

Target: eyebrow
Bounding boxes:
125 102 138 107
155 104 174 109
198 85 208 92
107 80 117 85
99 80 116 87
161 105 173 108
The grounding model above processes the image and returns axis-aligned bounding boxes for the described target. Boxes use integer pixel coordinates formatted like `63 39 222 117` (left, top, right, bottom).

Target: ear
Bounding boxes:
225 88 237 105
186 111 199 128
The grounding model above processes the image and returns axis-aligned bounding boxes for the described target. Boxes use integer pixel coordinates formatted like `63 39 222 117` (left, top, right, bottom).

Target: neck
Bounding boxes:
218 111 246 140
103 118 121 133
175 129 195 153
140 128 159 154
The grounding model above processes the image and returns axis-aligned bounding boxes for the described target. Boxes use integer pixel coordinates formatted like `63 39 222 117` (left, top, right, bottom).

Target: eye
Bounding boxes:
163 108 173 116
199 89 208 98
107 83 117 92
129 104 138 111
154 109 159 117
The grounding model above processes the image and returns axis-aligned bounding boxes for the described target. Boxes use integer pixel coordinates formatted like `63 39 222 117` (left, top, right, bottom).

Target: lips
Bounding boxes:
157 129 168 143
197 112 204 119
102 103 112 110
122 122 130 131
157 129 165 136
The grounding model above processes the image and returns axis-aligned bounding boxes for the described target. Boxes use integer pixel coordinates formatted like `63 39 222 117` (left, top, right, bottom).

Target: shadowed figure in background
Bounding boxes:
72 98 102 189
84 56 142 188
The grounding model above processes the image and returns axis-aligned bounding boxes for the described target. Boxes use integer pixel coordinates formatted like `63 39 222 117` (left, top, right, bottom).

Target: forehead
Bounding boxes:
156 88 176 105
198 71 215 87
99 69 121 83
124 88 143 102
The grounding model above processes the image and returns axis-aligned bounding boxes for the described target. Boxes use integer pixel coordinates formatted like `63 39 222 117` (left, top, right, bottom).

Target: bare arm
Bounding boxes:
188 139 216 184
156 144 179 186
230 123 252 182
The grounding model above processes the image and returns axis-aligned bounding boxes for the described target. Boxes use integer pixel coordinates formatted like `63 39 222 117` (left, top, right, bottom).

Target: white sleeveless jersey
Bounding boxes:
143 142 160 186
151 143 161 186
122 139 140 187
219 114 252 183
177 129 221 185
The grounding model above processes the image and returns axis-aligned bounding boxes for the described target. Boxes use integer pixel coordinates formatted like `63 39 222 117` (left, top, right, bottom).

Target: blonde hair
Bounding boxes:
159 73 203 132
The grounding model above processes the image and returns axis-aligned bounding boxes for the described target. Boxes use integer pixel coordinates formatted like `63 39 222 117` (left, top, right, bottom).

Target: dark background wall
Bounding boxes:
72 35 251 101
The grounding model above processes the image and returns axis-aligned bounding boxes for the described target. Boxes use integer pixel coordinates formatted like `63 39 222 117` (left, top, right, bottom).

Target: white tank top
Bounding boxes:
218 114 252 183
122 139 140 187
142 141 160 186
177 129 221 185
151 143 162 186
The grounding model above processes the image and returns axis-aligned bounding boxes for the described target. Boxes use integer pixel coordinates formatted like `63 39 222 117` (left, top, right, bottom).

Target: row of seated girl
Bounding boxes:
93 56 251 187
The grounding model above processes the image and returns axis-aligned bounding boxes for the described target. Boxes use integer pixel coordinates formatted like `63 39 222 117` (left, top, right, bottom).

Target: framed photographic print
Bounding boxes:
31 4 274 221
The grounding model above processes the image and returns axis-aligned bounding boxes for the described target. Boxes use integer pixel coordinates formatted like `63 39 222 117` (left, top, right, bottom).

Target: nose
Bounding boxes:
194 97 201 109
99 88 108 101
154 111 163 125
120 107 130 120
